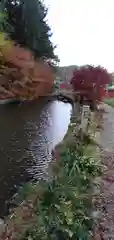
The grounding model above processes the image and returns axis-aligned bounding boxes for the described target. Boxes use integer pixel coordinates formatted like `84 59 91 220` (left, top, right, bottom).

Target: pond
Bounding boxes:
0 99 72 217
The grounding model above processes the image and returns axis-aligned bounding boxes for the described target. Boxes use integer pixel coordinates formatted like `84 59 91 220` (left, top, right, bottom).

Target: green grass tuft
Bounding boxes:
104 98 114 107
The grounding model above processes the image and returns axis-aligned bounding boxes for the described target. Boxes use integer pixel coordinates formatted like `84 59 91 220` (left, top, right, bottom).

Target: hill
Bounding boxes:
57 65 77 82
57 66 114 85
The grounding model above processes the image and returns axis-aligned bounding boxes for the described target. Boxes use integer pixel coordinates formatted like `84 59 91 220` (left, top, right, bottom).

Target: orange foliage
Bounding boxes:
0 39 55 100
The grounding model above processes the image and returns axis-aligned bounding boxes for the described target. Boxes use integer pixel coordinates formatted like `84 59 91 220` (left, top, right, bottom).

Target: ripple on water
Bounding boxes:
0 99 72 216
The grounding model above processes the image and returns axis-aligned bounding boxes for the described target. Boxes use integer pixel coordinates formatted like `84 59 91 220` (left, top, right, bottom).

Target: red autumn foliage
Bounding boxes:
71 65 111 102
0 44 55 100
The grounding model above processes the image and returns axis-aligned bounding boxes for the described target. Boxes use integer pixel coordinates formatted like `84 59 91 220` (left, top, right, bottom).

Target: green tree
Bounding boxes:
1 0 58 63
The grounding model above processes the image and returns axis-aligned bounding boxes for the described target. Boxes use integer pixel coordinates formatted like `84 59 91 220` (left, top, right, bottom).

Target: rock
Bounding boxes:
92 210 100 219
0 219 6 236
0 98 15 104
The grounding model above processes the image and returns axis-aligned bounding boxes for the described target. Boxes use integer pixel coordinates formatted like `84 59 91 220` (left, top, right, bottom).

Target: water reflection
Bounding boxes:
29 101 72 179
0 99 72 216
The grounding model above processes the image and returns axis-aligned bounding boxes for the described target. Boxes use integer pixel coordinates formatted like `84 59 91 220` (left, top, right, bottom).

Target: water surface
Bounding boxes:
0 99 72 216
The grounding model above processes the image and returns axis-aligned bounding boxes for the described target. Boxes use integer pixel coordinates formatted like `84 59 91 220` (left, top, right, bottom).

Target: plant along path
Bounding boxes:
0 122 101 240
96 103 114 239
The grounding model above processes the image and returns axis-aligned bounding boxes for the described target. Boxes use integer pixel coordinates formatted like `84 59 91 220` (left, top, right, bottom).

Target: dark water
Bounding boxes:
0 99 72 217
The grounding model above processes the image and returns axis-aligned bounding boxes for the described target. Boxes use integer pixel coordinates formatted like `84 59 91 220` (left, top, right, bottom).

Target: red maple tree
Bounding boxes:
70 65 111 104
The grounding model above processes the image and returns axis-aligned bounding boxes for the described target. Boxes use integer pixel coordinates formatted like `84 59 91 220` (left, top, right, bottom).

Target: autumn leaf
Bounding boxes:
0 35 54 100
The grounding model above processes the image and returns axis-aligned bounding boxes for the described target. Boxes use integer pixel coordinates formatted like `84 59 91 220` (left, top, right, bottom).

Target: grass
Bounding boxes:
19 138 101 240
104 98 114 107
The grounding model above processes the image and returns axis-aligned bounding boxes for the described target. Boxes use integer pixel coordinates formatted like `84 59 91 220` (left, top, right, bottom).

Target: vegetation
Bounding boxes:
104 98 114 107
54 77 63 90
0 0 59 100
6 128 101 240
71 65 111 106
0 33 55 100
0 0 58 64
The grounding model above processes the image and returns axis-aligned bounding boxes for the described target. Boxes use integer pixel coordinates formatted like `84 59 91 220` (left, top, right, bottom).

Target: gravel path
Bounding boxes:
100 104 114 152
96 104 114 239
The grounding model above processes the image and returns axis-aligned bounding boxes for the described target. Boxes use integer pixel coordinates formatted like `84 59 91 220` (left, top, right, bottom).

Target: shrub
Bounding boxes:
71 65 111 105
